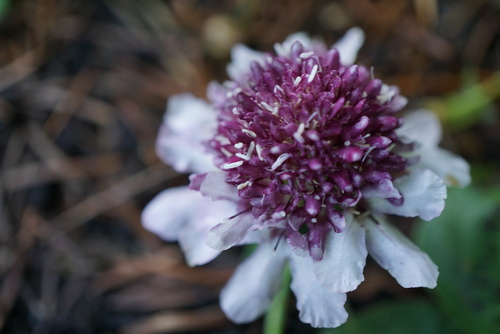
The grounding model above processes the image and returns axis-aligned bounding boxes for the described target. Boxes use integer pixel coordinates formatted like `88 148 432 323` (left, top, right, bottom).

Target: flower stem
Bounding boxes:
263 265 291 334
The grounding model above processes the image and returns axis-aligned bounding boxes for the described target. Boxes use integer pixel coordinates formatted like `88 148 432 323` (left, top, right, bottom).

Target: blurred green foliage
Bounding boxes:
0 0 11 20
320 186 500 334
427 70 500 130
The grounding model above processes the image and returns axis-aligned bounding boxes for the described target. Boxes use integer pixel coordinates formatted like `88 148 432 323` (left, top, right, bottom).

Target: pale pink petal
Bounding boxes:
363 215 439 288
289 254 348 328
141 186 200 241
220 241 288 323
227 44 266 84
370 169 447 221
362 179 401 199
206 212 255 251
274 32 315 56
418 148 471 188
313 214 367 292
398 109 442 148
199 172 239 201
178 199 237 266
333 27 365 65
157 94 217 174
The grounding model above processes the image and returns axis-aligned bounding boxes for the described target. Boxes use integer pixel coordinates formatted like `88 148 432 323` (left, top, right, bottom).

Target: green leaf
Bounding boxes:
263 265 291 334
414 186 500 333
320 300 450 334
424 70 500 130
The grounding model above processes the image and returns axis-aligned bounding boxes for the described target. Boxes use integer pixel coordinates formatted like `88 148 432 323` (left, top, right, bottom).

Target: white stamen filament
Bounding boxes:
232 107 239 115
242 129 257 138
256 144 264 161
271 153 291 170
237 180 252 189
220 147 232 157
247 141 255 158
234 142 244 149
299 51 314 58
308 64 318 83
361 146 376 163
293 76 302 86
306 111 319 124
235 153 250 160
293 123 305 143
222 161 244 169
260 101 278 114
273 85 284 95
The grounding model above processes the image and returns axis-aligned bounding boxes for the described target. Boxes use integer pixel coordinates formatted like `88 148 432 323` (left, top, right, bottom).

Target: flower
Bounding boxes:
142 28 470 328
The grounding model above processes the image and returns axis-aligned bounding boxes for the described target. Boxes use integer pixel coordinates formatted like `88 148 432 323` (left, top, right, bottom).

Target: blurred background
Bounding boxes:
0 0 498 333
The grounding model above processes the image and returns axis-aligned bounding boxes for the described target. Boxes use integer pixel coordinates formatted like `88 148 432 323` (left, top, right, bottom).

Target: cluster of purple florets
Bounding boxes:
207 41 413 260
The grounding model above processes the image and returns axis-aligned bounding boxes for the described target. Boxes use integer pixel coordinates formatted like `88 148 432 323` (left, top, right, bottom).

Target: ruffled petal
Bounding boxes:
199 172 239 201
333 27 365 65
178 199 237 266
141 186 200 241
418 148 471 188
289 254 348 328
206 212 255 250
157 94 217 173
313 214 367 292
220 241 288 323
398 109 442 148
363 215 439 288
370 169 447 221
227 44 266 84
274 32 315 56
362 179 401 199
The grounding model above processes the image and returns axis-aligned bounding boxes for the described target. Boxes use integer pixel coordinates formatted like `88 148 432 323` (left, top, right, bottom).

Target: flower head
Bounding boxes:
143 28 470 328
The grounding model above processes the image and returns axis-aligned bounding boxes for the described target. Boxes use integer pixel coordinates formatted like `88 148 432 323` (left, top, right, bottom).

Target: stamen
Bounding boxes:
293 76 302 86
247 141 255 158
235 153 250 160
255 144 264 161
260 101 278 114
306 111 319 124
234 142 244 149
271 153 291 170
220 147 232 157
308 64 319 83
299 51 314 58
293 123 305 143
222 161 244 169
242 129 257 138
237 180 252 189
274 85 284 95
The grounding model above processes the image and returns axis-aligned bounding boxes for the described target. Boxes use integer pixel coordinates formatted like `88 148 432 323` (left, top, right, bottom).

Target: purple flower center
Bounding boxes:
207 41 413 259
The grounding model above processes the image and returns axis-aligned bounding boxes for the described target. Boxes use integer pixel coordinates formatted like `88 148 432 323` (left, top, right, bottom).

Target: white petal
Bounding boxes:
227 44 266 83
199 172 239 201
363 215 439 288
178 199 237 266
274 32 315 56
370 169 447 221
206 212 255 250
398 109 442 148
313 214 367 293
141 186 200 241
333 27 365 65
362 179 401 199
220 241 288 323
157 94 217 173
417 148 471 188
289 254 348 328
